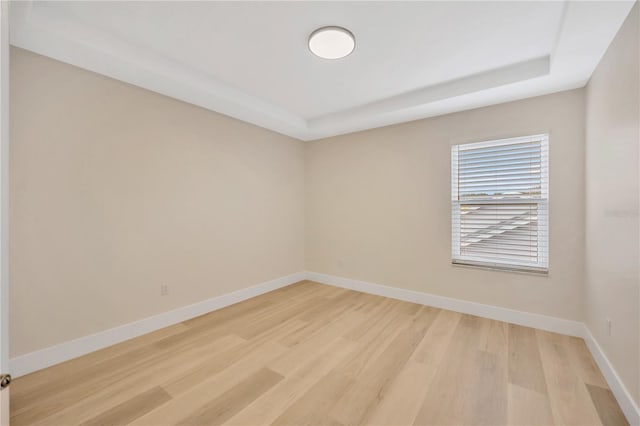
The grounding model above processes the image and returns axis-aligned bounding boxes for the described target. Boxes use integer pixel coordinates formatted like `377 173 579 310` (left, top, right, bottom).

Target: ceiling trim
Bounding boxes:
9 1 311 140
309 56 550 131
8 1 636 141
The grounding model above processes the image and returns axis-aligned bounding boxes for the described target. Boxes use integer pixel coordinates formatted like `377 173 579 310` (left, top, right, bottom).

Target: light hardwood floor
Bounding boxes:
10 281 628 426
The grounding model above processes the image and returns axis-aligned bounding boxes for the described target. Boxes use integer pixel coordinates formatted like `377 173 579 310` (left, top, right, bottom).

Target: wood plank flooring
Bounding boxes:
10 281 628 426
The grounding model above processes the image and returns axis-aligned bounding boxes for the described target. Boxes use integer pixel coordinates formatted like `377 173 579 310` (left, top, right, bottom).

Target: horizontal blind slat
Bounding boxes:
459 143 541 154
460 250 538 260
459 175 542 184
459 183 541 190
459 149 542 163
459 164 543 175
461 244 540 253
458 140 543 154
458 193 542 200
460 148 541 161
456 234 544 243
459 157 542 169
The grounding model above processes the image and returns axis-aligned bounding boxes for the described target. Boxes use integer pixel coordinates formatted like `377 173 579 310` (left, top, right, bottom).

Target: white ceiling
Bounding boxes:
9 1 636 141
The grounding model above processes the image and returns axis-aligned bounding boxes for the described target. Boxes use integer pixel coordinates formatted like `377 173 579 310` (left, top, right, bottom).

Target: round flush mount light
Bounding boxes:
308 26 355 59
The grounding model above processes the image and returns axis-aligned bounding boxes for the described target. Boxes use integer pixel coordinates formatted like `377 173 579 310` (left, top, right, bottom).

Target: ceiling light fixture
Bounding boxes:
308 26 355 59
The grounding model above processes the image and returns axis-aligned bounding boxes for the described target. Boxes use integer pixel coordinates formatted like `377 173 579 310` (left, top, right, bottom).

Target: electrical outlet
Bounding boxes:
160 284 169 296
606 318 612 336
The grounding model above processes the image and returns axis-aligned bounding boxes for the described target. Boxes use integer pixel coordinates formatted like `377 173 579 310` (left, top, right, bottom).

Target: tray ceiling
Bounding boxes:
9 1 636 140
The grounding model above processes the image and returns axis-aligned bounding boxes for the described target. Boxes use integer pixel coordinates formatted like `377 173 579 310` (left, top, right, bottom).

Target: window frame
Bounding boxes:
451 134 549 274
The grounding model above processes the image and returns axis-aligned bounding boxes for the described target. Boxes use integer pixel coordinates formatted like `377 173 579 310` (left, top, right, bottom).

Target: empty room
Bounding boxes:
0 1 638 425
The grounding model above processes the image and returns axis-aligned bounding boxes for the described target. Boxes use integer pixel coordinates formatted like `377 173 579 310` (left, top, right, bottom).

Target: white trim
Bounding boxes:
305 271 639 425
305 271 583 336
9 272 306 378
0 1 9 423
8 270 639 425
582 326 640 426
0 0 9 376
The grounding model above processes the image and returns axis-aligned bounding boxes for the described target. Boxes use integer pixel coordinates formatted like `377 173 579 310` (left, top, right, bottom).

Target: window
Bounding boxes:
451 134 549 273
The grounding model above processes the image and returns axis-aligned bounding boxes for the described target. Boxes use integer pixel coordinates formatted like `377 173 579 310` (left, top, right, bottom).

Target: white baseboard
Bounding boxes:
305 271 640 425
9 269 639 425
582 326 640 426
9 271 307 378
305 271 584 337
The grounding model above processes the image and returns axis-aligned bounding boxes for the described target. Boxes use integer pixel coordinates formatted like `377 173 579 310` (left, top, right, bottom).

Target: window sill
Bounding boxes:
452 260 548 276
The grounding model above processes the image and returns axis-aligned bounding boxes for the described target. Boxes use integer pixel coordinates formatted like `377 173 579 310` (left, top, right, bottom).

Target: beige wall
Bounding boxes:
305 89 586 321
9 47 305 357
585 3 640 405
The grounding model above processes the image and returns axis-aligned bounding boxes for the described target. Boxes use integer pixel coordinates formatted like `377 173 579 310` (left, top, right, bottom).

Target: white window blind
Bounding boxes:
451 134 549 273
